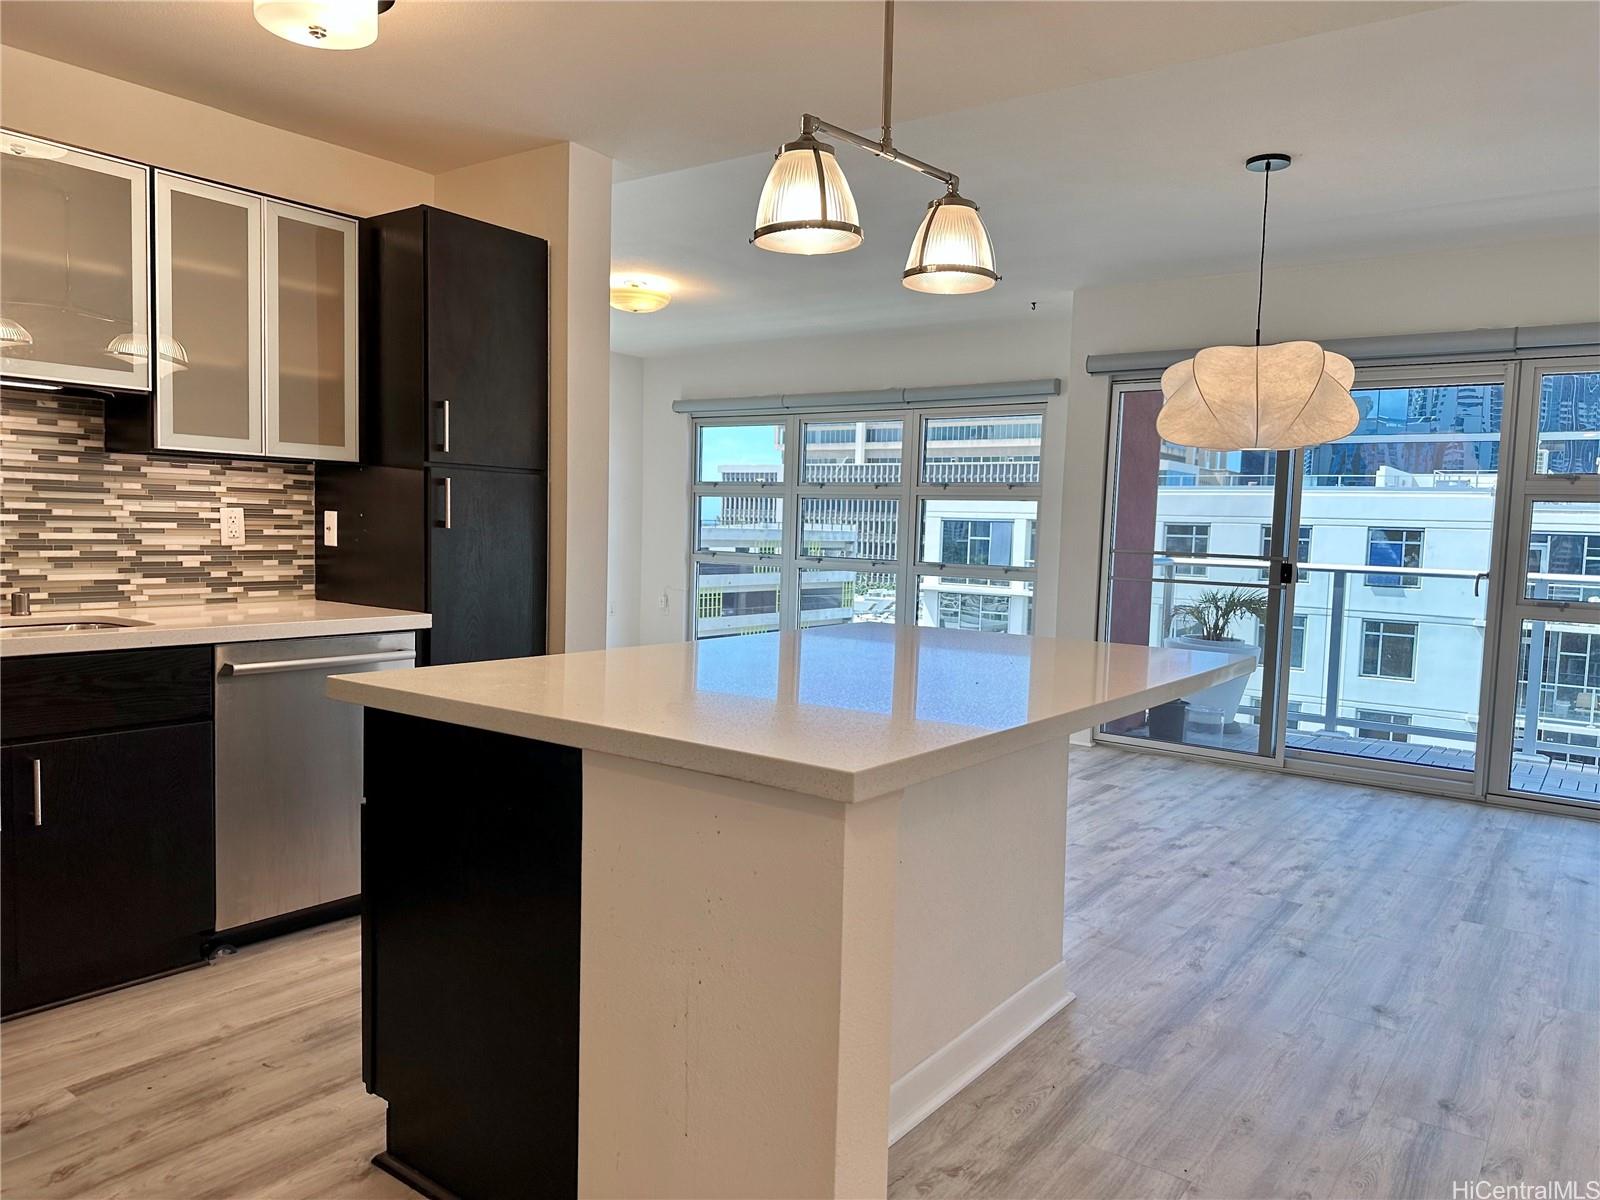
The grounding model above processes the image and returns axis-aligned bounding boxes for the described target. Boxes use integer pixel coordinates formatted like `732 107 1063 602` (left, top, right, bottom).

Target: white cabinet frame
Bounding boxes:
0 131 152 392
154 172 263 456
263 200 359 462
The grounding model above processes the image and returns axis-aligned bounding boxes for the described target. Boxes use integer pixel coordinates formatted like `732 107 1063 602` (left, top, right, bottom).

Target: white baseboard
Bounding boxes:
888 961 1074 1145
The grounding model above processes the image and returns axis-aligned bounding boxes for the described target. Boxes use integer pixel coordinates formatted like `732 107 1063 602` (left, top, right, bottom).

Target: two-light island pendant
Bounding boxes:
751 0 998 295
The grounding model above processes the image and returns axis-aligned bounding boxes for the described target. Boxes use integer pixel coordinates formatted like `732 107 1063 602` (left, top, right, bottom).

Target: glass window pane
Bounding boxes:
799 568 897 628
1526 500 1600 602
917 575 1034 635
695 495 782 555
799 497 897 560
1533 370 1600 476
168 188 254 440
1106 388 1277 590
1364 527 1423 588
802 419 901 483
921 413 1041 485
698 422 784 483
274 214 347 447
919 500 1037 566
1509 619 1600 801
694 563 780 638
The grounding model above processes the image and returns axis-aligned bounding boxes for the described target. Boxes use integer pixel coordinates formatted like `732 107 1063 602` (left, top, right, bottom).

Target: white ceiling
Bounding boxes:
610 1 1600 355
5 1 1592 360
0 1 1439 177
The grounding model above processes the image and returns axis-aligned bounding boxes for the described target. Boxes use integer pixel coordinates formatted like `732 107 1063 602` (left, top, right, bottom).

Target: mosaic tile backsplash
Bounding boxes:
1 392 314 610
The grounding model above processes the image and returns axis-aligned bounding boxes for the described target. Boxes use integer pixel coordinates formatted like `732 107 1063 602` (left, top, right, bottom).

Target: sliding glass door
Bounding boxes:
1103 357 1600 812
1281 367 1507 784
1488 359 1600 809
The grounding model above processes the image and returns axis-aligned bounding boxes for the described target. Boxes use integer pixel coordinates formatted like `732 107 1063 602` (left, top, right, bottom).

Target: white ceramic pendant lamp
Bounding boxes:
751 0 998 294
1157 154 1358 452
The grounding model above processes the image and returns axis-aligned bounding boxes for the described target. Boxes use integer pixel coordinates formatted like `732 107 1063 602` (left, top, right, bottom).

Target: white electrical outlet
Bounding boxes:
323 509 338 547
220 506 245 546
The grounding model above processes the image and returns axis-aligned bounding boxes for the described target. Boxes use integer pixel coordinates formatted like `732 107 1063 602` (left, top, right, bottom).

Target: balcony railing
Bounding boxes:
1121 558 1600 774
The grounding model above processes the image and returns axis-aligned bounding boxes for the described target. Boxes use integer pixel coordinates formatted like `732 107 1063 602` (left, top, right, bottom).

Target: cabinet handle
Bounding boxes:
437 476 452 529
30 758 42 827
436 400 451 453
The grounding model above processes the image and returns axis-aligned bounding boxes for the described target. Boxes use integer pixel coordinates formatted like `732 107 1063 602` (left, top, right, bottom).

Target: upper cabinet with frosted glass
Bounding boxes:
141 171 358 461
0 131 152 392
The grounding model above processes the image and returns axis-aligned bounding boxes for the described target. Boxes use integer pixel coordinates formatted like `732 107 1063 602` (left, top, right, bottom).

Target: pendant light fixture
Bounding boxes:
105 332 190 374
752 0 998 293
0 316 34 349
1157 154 1357 452
254 0 394 50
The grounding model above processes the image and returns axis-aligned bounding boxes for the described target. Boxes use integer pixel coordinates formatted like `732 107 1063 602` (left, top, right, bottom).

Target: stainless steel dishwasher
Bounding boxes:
213 632 416 932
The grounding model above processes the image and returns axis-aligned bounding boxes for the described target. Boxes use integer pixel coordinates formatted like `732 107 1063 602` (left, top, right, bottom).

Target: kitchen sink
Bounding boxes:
0 615 153 634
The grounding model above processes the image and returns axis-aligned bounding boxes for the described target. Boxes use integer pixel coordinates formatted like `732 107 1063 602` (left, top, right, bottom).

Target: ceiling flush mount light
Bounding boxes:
609 277 673 315
752 0 998 293
1157 154 1357 452
253 0 393 50
4 135 68 161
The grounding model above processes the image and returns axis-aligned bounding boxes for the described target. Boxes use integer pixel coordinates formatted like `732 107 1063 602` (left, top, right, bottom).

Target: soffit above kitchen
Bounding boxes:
0 0 1441 177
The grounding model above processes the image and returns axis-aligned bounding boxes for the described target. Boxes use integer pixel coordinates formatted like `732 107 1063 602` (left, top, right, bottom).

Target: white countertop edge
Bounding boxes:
328 652 1251 804
0 609 432 658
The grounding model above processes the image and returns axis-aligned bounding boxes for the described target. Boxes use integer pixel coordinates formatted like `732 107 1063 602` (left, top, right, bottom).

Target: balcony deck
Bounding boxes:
1111 722 1600 803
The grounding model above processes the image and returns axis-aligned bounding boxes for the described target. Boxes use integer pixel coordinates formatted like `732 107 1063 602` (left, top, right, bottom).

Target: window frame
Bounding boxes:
689 404 1045 639
1163 522 1211 578
1364 526 1425 589
1360 618 1419 681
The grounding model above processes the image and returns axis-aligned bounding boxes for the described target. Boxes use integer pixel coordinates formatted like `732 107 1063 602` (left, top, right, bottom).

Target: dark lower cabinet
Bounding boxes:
428 466 544 666
1 721 214 1016
316 463 546 666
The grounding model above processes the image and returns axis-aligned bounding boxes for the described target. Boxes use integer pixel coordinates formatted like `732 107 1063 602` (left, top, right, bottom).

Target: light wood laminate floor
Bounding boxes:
3 746 1597 1200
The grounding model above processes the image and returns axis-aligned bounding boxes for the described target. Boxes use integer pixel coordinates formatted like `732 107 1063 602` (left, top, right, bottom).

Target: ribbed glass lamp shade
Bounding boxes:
0 316 34 348
1157 341 1358 451
751 136 863 255
254 0 378 49
903 194 998 294
107 332 190 373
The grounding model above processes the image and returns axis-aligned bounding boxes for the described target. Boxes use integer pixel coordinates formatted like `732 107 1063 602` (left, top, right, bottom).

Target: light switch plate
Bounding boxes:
220 506 245 546
323 509 338 547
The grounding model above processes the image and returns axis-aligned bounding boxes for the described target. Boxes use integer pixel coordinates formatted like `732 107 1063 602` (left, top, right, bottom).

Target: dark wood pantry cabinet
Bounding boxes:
360 206 549 472
318 205 549 666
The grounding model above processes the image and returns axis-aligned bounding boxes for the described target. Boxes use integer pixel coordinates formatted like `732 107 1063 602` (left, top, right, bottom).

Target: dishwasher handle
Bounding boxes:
218 650 416 678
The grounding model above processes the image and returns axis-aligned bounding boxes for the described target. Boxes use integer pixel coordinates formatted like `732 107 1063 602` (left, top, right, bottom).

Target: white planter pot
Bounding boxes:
1161 635 1261 729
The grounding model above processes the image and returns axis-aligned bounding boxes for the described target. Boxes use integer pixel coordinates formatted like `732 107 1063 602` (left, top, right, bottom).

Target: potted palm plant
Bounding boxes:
1162 588 1269 732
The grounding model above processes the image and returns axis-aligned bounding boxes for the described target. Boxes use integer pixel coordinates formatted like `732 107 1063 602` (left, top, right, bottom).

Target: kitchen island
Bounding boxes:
329 624 1249 1200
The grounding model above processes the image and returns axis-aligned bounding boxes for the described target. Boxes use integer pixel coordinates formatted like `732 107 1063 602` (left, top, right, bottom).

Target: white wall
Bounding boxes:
608 352 644 647
630 314 1074 646
1058 233 1600 640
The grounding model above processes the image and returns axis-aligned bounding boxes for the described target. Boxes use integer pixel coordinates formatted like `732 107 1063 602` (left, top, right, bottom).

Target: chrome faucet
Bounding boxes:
10 592 31 617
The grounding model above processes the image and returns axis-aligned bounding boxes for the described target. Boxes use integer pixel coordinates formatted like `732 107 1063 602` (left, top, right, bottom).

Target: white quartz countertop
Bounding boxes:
328 625 1251 803
0 598 431 658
